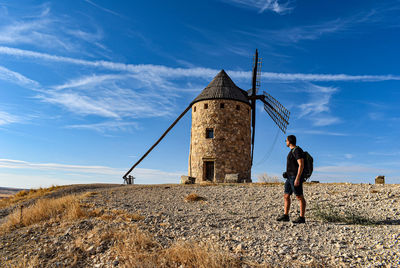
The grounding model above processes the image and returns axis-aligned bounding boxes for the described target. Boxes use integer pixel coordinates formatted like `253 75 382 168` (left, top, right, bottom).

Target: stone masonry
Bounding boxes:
188 99 251 183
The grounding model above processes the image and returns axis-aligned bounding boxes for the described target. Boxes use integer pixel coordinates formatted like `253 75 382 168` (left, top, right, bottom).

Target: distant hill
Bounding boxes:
0 187 24 199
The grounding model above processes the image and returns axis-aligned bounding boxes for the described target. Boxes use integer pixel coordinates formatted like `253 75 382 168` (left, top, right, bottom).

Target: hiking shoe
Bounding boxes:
292 217 306 224
276 214 290 222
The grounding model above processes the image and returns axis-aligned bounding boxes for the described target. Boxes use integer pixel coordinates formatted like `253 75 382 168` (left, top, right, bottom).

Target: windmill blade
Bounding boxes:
250 49 260 166
262 91 290 134
251 50 262 96
123 104 192 180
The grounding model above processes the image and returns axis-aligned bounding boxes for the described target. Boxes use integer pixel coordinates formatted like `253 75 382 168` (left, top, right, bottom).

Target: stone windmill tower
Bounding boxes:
123 50 290 184
188 70 252 183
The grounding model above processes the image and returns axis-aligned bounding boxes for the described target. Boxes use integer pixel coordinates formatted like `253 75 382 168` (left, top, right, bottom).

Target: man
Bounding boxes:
277 135 307 224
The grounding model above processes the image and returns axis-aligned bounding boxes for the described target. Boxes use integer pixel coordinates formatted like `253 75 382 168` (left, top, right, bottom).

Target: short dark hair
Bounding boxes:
287 135 296 146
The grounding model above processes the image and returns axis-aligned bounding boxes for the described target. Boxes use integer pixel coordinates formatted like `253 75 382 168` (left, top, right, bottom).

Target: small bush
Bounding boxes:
312 204 376 225
184 193 206 202
257 173 282 183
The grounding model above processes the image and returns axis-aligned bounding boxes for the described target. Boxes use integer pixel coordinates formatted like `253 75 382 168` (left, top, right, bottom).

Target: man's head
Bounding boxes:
286 135 296 147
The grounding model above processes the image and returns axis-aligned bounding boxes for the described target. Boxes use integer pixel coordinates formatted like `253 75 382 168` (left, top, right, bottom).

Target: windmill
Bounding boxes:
123 49 290 183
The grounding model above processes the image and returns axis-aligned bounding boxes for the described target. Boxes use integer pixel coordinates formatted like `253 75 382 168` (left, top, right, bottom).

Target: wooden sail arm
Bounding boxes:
259 96 289 125
123 104 192 179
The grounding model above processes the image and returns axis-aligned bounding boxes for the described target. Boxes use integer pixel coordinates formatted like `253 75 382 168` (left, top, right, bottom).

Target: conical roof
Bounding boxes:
191 70 250 106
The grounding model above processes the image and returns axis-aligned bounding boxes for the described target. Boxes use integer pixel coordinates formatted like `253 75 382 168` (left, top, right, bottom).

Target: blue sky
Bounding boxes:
0 0 400 188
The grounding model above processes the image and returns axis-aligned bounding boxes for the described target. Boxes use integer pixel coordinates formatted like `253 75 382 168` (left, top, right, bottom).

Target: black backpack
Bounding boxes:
292 147 314 180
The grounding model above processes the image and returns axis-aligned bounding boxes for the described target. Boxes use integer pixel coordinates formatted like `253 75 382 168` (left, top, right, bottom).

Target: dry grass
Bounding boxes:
1 187 240 267
164 241 242 268
112 227 241 268
184 193 206 202
81 191 98 198
257 173 282 183
312 204 377 225
0 195 85 232
0 185 61 209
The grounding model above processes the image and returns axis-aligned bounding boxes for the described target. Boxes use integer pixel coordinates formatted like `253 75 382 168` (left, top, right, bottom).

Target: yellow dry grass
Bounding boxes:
184 193 206 202
112 227 241 268
1 187 240 267
0 185 61 209
0 195 85 232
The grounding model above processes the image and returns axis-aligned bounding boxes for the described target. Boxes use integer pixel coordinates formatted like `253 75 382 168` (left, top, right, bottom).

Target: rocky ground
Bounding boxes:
0 183 399 267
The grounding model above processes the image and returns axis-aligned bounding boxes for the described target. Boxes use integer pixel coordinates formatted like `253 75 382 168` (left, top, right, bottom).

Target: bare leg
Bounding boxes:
284 194 291 215
296 195 306 217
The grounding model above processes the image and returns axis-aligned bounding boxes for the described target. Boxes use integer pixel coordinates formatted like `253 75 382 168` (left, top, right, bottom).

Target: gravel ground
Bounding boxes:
90 183 400 266
1 183 399 267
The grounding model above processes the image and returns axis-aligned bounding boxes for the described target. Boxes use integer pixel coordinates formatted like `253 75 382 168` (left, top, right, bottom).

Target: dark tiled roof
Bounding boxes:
191 70 250 106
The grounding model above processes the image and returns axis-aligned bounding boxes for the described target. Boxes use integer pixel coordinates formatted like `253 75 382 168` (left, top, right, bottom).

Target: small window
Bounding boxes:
220 103 224 109
236 105 240 110
204 103 208 109
194 106 196 112
206 128 214 139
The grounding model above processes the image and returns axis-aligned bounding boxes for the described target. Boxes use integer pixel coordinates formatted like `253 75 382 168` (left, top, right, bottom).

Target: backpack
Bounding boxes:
292 147 314 180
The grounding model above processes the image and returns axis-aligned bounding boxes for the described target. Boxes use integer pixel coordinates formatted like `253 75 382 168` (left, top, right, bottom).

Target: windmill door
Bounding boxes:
204 161 214 181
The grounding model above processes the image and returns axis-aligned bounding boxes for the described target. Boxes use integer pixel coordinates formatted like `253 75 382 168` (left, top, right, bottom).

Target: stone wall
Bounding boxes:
188 99 251 183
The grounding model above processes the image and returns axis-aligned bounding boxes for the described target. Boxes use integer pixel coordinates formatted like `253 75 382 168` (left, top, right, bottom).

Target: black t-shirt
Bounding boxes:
286 146 304 177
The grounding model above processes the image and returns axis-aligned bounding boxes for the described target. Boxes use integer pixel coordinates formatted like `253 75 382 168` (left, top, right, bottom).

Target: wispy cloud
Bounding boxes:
0 110 19 125
0 158 121 175
2 46 400 83
84 0 125 18
0 65 40 89
66 121 139 133
2 46 400 132
220 0 293 14
292 129 348 136
0 3 107 54
315 164 390 174
40 73 178 120
297 84 340 126
344 154 354 159
234 4 400 47
0 158 183 188
368 151 400 157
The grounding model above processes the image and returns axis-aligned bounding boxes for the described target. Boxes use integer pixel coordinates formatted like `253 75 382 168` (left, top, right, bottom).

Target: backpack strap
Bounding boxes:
291 146 299 157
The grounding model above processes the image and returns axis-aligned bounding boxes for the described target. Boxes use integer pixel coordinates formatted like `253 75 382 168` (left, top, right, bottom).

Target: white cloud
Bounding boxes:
40 73 179 120
291 129 348 136
2 46 400 83
39 92 121 118
235 7 398 46
221 0 293 14
0 65 40 89
297 83 340 126
0 158 121 175
0 110 19 125
0 4 107 54
0 158 183 188
315 165 390 174
66 121 139 133
344 154 354 159
84 0 125 18
312 116 341 127
368 151 400 157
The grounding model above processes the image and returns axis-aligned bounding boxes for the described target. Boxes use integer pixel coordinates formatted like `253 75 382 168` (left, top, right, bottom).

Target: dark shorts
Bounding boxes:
284 176 304 196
